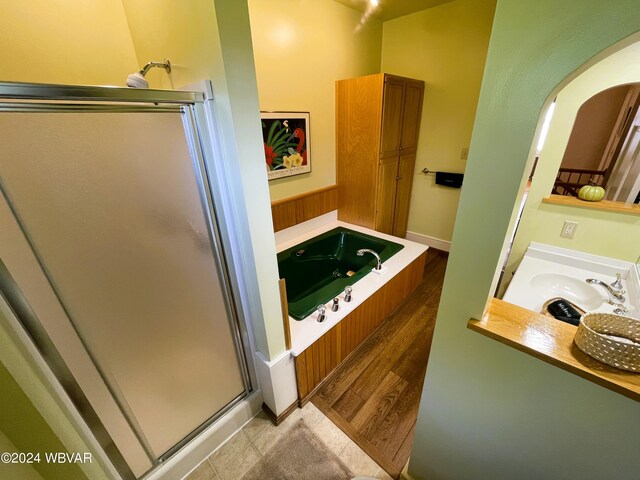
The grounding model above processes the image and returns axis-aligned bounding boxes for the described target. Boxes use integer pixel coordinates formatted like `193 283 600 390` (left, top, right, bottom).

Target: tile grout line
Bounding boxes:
206 457 219 479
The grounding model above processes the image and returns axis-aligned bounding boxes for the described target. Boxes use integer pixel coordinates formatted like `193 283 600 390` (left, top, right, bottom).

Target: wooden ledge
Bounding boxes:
542 194 640 216
468 298 640 402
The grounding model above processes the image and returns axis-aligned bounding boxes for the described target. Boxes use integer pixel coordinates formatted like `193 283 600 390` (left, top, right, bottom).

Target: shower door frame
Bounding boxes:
0 81 257 479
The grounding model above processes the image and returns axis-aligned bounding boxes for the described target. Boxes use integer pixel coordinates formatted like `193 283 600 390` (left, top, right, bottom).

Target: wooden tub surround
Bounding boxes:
313 249 448 478
294 251 427 405
469 298 640 402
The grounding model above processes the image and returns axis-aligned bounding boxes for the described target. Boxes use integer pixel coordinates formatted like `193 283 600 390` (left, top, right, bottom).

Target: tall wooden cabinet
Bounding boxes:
337 73 424 237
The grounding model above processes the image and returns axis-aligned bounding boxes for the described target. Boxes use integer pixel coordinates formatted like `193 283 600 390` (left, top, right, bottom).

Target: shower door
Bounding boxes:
0 85 252 478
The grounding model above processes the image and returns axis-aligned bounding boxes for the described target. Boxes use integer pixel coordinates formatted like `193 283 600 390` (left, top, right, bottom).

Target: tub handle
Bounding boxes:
344 286 353 303
316 305 326 323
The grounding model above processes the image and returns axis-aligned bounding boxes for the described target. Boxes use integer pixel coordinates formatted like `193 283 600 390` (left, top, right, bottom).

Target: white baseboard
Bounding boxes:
253 350 298 415
405 231 451 252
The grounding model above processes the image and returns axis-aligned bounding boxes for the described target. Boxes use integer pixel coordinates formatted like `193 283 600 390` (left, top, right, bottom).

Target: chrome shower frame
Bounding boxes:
0 81 257 479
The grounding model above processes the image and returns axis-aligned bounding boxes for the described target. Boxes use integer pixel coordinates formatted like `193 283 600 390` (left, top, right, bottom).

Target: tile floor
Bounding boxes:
183 402 398 480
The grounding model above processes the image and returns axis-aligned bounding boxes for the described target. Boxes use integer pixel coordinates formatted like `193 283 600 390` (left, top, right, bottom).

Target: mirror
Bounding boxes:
551 83 640 204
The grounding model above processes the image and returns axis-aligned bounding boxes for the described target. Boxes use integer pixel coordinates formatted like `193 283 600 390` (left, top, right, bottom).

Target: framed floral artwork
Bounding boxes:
261 112 311 180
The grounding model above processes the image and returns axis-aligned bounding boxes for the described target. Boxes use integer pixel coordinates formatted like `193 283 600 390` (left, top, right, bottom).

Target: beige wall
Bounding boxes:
249 0 495 239
248 0 383 201
121 0 225 89
506 41 640 282
122 0 287 359
561 85 630 170
381 0 496 243
0 0 137 85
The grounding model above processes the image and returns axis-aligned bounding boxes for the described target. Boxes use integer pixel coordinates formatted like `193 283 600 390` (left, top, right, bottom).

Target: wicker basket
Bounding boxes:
574 313 640 372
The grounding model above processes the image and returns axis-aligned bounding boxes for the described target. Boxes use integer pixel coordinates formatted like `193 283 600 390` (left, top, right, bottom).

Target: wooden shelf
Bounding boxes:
542 194 640 215
468 298 640 402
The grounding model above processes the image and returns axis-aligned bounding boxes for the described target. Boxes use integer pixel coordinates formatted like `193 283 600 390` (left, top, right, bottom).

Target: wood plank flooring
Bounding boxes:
312 249 448 479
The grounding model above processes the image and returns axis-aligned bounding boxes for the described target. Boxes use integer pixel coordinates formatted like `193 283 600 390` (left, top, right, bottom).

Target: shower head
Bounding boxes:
126 59 172 88
126 72 149 88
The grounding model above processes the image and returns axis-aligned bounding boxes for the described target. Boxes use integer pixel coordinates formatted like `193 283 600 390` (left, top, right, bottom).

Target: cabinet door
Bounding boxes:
374 155 399 234
392 152 417 238
400 80 424 154
380 78 405 157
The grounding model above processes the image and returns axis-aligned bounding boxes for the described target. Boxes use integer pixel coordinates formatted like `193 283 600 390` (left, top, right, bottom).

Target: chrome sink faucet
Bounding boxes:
357 249 382 270
586 277 626 302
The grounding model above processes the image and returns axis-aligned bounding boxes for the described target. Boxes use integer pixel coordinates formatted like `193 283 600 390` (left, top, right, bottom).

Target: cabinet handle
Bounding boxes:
399 146 405 150
396 176 403 180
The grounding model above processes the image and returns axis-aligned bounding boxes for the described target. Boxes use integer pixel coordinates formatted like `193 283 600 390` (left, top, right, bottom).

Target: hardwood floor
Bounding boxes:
311 249 448 479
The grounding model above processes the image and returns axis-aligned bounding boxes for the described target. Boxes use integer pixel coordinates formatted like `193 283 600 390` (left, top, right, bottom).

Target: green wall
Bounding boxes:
0 298 113 480
0 430 44 480
0 362 85 480
411 1 640 479
505 41 640 285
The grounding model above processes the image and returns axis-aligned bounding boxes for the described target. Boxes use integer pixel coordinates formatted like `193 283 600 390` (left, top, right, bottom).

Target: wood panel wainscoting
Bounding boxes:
293 251 427 405
271 185 339 232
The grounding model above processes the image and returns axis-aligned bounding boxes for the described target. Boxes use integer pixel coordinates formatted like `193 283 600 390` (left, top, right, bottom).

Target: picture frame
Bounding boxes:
261 111 311 180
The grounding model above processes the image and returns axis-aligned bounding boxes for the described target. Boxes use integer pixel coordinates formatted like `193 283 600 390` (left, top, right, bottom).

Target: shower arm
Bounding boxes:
139 59 172 76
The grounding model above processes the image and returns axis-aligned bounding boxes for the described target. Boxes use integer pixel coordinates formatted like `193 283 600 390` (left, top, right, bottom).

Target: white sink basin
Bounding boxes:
502 243 638 318
530 273 605 310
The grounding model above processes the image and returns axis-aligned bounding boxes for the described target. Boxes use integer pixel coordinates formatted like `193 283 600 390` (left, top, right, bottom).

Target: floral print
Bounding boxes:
283 152 303 169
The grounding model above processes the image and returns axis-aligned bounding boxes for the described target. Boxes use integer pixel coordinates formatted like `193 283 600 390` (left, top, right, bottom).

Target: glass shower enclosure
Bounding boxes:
0 82 253 478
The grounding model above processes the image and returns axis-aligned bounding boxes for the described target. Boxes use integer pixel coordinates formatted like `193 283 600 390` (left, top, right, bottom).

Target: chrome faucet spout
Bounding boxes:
357 248 382 270
586 278 626 302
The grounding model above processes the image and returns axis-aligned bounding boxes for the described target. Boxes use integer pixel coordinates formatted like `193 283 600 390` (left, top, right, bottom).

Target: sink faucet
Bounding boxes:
610 273 624 291
586 278 626 302
357 249 382 270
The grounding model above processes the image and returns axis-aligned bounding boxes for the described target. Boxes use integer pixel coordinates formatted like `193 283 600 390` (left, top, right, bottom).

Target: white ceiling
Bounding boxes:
334 0 454 21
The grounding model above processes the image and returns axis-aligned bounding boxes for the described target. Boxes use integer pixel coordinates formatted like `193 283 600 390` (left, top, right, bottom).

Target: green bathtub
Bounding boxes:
277 227 404 320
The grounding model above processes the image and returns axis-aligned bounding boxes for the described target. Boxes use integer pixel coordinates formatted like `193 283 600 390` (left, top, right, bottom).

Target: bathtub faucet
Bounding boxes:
357 249 382 270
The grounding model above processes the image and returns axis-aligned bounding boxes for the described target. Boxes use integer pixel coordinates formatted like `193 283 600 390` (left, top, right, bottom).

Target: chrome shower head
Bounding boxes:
126 59 172 88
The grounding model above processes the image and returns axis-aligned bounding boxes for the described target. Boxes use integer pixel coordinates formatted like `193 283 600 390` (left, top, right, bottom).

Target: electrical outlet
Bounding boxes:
461 148 469 160
561 221 578 239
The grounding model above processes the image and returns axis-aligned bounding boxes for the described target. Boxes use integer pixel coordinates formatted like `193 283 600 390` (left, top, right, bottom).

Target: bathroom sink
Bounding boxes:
530 273 605 310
